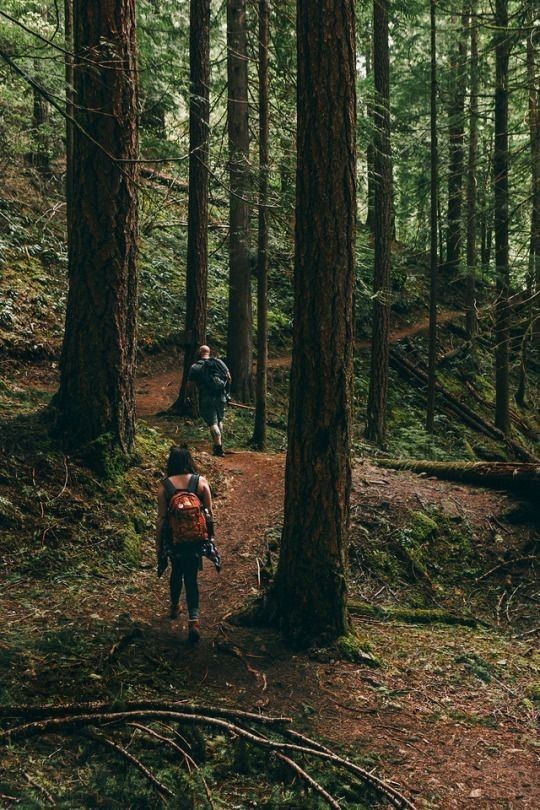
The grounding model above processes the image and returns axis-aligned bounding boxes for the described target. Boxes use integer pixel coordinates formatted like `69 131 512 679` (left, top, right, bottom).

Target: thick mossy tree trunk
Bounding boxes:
173 0 211 416
227 0 252 402
272 0 356 646
365 0 392 447
493 0 510 434
252 0 269 449
444 2 469 276
53 0 139 464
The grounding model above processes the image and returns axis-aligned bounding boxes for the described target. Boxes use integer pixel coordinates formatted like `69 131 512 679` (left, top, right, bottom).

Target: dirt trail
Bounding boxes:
264 308 462 369
135 309 463 415
129 349 538 808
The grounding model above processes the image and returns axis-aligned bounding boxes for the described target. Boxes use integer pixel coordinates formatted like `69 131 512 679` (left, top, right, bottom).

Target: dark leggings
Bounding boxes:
170 554 200 619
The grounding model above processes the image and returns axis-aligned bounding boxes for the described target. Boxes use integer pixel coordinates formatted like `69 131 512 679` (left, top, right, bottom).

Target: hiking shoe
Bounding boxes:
170 604 179 620
212 446 225 457
188 619 201 642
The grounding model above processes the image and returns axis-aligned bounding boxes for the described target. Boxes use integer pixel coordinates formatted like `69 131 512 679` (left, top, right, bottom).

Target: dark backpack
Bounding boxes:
163 475 208 545
202 357 229 395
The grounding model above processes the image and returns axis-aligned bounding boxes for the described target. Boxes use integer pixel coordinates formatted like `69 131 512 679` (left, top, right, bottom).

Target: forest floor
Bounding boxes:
138 371 539 809
2 356 538 808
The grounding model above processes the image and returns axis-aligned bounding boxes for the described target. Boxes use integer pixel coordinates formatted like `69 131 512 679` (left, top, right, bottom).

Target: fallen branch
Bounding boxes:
476 555 537 582
128 723 215 808
228 399 282 420
86 729 173 799
23 772 55 805
274 751 341 809
281 727 416 810
0 700 290 726
1 709 415 809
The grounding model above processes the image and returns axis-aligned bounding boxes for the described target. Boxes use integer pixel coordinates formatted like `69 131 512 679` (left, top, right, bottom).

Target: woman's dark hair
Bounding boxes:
166 445 197 476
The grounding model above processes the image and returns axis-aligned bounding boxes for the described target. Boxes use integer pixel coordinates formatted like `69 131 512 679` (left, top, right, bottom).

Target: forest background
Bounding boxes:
0 0 538 807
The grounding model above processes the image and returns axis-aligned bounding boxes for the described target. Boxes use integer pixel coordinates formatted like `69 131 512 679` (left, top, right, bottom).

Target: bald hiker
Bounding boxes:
187 345 231 456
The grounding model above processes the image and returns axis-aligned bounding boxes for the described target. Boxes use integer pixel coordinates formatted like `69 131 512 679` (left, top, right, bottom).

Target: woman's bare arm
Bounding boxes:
198 476 213 516
156 485 167 557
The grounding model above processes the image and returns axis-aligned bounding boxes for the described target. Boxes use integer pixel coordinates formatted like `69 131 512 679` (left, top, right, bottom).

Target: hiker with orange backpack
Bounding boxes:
156 445 220 642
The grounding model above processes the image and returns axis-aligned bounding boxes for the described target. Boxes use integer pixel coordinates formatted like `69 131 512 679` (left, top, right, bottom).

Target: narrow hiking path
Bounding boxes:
135 309 463 415
122 412 538 808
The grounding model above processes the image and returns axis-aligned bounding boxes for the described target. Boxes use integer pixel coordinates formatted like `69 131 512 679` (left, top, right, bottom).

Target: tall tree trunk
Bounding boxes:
65 0 74 240
445 3 469 276
227 0 252 402
465 4 478 338
31 57 50 174
479 131 493 272
426 0 439 432
364 24 375 233
517 6 540 406
173 0 211 415
53 0 139 465
493 0 510 434
252 0 269 449
365 0 391 446
273 0 356 646
527 7 540 292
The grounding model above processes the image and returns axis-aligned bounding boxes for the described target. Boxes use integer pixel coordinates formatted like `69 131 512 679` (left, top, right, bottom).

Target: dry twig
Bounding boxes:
86 729 173 799
275 751 341 809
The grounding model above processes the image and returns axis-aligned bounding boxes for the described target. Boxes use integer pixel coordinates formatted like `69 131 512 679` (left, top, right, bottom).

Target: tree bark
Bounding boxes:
65 0 74 240
252 0 269 449
173 0 211 416
53 0 139 464
31 58 50 174
444 3 470 276
465 4 478 338
273 0 356 646
517 6 540 406
493 0 510 434
426 0 439 432
365 0 391 447
227 0 253 402
364 24 375 233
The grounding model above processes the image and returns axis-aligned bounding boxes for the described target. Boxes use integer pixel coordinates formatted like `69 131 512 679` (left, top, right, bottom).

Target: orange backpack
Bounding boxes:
163 475 208 545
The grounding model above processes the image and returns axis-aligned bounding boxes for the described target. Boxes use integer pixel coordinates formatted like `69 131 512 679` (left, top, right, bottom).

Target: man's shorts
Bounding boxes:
200 396 225 427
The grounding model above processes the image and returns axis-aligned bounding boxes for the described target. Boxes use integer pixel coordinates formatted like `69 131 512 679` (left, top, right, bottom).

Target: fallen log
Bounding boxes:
348 601 482 627
389 348 539 464
375 458 540 493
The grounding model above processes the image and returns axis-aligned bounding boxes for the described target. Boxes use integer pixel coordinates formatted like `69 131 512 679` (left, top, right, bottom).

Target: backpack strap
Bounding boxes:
187 474 201 495
214 358 229 377
162 477 177 501
162 475 200 500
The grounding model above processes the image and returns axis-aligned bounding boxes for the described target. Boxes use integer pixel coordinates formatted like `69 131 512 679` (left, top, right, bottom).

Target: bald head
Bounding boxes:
198 345 210 358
